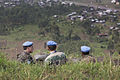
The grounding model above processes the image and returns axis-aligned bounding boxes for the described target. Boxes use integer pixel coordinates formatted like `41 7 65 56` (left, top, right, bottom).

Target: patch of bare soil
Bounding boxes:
0 40 47 60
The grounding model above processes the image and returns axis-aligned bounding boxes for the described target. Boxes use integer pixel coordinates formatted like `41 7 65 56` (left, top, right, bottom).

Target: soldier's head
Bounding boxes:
23 41 34 53
47 41 57 51
81 46 90 55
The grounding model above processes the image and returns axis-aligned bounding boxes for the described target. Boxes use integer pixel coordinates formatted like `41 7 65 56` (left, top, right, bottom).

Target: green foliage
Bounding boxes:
0 23 9 35
115 43 120 52
58 40 90 54
0 3 70 35
108 40 114 50
81 20 100 36
0 53 120 80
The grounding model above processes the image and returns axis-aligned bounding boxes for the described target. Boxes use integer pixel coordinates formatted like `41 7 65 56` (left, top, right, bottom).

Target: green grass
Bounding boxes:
0 53 120 80
0 25 40 41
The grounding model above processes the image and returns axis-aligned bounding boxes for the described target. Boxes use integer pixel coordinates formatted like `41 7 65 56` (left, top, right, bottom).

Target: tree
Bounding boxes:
108 40 114 50
0 23 9 35
49 22 61 42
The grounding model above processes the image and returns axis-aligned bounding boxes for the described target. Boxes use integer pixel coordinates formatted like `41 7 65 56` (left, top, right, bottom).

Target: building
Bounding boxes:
111 0 120 4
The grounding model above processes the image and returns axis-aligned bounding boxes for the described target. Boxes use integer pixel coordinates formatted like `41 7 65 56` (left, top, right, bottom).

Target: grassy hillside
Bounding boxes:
0 3 120 80
0 3 119 58
0 53 120 80
0 25 40 41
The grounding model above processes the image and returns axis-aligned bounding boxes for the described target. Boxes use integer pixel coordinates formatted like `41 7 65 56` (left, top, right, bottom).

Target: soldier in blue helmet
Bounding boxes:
80 46 96 63
44 41 67 65
17 41 34 64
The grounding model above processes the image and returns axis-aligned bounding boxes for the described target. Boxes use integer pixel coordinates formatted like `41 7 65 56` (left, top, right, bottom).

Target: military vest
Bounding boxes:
45 52 67 65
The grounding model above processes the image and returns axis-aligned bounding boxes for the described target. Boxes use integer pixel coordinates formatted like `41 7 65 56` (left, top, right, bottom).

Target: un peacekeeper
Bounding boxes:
44 41 67 65
80 46 96 63
17 41 34 64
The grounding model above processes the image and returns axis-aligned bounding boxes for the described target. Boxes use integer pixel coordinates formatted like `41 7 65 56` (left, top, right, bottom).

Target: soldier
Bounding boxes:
80 46 96 63
44 41 67 65
17 41 34 64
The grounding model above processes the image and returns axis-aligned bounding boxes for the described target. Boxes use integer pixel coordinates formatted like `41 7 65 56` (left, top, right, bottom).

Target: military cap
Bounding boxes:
81 46 90 52
22 41 33 47
47 41 57 46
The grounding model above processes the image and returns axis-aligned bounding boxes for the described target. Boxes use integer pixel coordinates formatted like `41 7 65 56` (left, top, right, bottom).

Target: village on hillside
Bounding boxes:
0 0 68 7
0 0 120 49
65 6 120 37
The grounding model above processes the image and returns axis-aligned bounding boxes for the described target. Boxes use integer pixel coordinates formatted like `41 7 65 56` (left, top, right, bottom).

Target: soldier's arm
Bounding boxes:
34 54 49 61
44 58 52 65
61 54 67 64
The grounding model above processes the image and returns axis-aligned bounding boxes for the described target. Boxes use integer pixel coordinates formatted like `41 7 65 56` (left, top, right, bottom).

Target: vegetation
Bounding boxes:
0 2 120 79
0 2 120 53
0 53 120 80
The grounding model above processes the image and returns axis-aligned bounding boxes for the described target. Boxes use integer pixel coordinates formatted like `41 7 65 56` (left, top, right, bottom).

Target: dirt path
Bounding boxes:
65 1 120 11
0 40 46 60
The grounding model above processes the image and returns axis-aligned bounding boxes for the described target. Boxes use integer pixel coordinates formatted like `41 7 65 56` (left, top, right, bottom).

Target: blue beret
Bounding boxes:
81 46 90 52
47 41 57 46
22 41 33 47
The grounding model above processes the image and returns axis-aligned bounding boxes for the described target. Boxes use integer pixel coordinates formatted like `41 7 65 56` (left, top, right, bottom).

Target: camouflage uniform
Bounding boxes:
17 52 34 64
45 52 67 65
80 55 96 63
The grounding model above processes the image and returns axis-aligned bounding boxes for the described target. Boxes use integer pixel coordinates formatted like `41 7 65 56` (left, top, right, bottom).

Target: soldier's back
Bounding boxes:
45 52 67 65
81 55 96 63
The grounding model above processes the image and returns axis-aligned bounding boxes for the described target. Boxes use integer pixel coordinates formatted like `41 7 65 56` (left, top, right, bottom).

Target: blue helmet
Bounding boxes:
22 41 33 47
47 41 57 46
81 46 90 52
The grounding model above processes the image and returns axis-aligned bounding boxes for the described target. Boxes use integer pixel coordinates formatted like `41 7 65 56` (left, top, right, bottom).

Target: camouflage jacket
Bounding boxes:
80 55 96 63
17 52 34 64
44 52 67 65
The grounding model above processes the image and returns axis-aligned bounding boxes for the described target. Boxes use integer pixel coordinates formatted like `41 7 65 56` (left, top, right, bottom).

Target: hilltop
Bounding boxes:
0 0 119 60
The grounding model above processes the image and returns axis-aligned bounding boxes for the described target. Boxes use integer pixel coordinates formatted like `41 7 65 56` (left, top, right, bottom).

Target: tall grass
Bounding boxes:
0 53 120 80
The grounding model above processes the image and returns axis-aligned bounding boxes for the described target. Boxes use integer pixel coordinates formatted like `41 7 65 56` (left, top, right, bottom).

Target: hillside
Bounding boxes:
0 1 120 59
0 1 120 80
